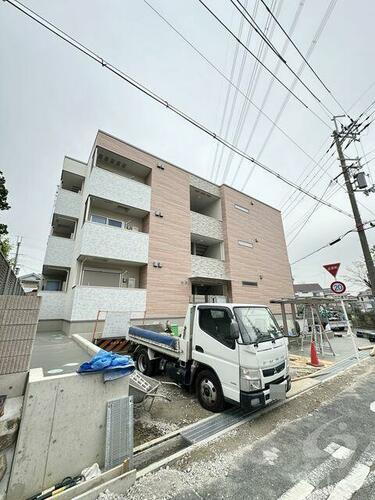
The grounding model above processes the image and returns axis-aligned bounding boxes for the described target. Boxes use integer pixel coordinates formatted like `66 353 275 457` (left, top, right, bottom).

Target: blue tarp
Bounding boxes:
129 326 178 349
77 350 135 382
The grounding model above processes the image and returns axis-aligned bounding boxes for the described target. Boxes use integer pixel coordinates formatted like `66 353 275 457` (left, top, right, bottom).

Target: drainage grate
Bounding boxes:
105 396 134 470
181 352 369 445
181 406 256 444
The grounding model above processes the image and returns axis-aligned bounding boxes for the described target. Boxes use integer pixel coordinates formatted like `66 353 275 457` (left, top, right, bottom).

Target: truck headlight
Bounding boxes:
240 368 262 392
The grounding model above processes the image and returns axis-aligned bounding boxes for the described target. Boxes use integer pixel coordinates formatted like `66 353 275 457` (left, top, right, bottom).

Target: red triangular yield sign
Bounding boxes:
323 263 340 278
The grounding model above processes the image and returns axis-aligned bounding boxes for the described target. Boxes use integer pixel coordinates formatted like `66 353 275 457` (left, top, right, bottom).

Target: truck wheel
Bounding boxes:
196 370 224 413
136 348 155 376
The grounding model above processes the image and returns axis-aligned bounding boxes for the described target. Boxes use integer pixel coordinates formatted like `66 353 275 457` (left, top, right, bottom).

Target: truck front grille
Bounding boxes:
262 361 285 378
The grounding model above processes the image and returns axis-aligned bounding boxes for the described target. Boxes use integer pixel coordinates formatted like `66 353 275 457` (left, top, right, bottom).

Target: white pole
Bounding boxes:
340 297 360 362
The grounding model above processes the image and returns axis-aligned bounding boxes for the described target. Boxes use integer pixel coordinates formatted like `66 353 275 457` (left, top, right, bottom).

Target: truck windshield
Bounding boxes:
234 307 283 344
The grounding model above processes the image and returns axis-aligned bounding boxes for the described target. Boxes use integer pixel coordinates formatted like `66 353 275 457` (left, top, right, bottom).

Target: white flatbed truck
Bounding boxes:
128 303 291 412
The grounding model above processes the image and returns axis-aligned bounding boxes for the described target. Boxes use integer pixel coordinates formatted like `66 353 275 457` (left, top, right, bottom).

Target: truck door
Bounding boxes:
193 306 240 403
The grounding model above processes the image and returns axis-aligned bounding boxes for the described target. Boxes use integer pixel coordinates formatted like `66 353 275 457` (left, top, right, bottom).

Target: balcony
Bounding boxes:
87 167 151 212
191 255 227 280
44 236 74 268
79 221 149 264
55 187 82 219
70 286 146 321
191 211 223 240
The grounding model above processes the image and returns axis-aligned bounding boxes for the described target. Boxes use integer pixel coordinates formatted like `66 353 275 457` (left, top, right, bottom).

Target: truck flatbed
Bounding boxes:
128 326 181 358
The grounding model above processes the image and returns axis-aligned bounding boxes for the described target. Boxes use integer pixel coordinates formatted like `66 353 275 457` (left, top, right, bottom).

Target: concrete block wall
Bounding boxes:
7 368 130 500
0 296 40 375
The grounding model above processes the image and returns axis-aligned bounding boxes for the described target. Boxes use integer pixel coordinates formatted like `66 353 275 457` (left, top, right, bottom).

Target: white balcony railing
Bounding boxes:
190 211 223 240
79 222 149 263
44 235 74 268
70 286 146 321
191 255 227 280
87 166 151 212
54 187 82 219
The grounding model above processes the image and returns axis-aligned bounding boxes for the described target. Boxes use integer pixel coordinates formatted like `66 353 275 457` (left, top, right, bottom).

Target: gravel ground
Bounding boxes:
100 358 374 500
133 376 211 447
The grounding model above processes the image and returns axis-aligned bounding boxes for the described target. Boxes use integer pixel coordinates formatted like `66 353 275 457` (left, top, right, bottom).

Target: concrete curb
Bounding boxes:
72 334 100 356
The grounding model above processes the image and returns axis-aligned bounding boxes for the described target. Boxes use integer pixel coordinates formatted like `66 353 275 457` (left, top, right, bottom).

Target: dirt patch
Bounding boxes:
289 353 334 378
133 376 211 447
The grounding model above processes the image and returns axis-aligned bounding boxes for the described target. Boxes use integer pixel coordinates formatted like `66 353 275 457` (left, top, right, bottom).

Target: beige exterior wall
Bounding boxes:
93 133 192 318
221 186 294 310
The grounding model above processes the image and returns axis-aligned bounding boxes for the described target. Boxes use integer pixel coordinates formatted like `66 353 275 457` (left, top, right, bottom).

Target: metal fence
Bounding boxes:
0 250 24 296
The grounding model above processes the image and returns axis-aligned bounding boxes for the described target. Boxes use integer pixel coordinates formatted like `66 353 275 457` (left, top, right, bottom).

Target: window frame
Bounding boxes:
90 213 123 229
197 306 236 350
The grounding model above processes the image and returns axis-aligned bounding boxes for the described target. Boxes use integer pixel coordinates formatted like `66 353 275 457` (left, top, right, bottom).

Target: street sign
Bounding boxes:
323 263 341 278
330 281 346 294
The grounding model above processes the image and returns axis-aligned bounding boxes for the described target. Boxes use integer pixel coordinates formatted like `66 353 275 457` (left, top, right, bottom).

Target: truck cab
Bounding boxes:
186 304 291 412
130 303 291 413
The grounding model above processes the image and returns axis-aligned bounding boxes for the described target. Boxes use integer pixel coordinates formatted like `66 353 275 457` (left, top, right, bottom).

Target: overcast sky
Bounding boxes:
1 0 374 292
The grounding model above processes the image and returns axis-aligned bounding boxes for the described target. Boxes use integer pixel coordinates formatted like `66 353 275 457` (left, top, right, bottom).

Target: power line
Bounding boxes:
229 0 285 62
213 0 258 184
230 0 306 186
259 0 349 118
3 0 353 219
286 183 333 246
197 0 331 126
220 0 279 184
232 0 336 118
143 0 334 187
291 221 375 265
209 0 251 182
240 0 339 190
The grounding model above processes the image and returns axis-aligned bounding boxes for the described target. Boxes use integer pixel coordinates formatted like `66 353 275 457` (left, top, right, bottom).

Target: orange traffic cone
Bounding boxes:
308 340 323 367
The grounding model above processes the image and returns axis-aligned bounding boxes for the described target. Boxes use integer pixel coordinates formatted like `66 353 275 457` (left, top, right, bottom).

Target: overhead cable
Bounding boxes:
239 0 339 190
259 0 349 118
3 0 353 219
143 0 326 185
197 0 331 126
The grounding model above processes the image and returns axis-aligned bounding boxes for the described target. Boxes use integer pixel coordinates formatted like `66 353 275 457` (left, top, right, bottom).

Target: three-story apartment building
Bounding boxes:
38 130 294 334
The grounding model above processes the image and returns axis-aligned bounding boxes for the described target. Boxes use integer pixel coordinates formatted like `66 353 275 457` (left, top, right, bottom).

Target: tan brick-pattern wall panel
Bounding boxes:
221 186 293 310
94 133 191 318
0 296 40 375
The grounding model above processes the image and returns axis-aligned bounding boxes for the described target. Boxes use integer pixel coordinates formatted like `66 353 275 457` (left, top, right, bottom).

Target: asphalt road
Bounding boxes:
124 359 375 500
194 366 375 499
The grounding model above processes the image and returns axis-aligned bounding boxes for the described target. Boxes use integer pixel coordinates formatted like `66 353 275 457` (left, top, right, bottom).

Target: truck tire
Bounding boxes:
136 348 156 376
196 369 224 413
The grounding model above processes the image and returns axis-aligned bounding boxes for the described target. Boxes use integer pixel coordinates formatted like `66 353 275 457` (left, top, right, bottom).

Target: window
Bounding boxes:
108 218 122 228
91 214 123 228
91 214 106 224
242 281 258 287
82 269 120 287
198 307 235 349
234 203 249 213
45 280 62 291
238 240 253 248
234 307 282 344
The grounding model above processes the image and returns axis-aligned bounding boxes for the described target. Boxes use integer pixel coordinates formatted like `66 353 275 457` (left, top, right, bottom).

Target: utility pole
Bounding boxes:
333 116 375 297
12 236 22 274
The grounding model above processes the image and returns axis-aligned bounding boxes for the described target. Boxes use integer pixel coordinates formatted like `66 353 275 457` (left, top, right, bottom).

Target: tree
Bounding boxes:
344 246 375 289
0 170 10 239
0 238 11 259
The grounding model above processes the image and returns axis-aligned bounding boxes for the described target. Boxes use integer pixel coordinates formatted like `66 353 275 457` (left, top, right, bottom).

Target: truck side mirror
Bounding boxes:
229 320 240 340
